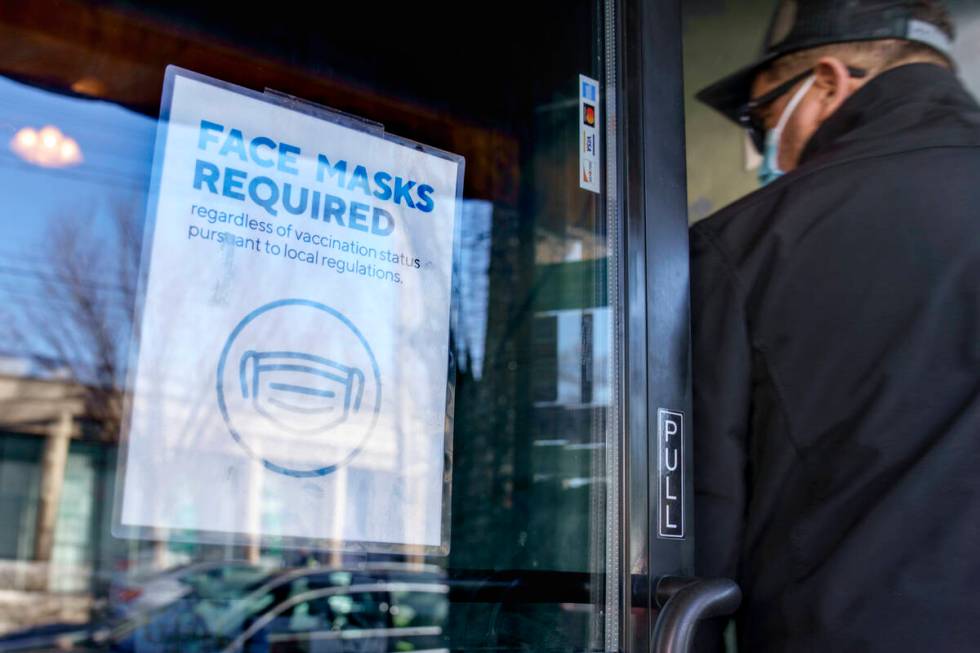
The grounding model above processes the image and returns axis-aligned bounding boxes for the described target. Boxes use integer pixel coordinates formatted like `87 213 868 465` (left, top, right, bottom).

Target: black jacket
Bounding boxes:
691 63 980 652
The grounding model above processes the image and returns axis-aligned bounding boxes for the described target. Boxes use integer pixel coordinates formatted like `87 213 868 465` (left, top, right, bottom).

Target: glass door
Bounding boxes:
0 0 679 651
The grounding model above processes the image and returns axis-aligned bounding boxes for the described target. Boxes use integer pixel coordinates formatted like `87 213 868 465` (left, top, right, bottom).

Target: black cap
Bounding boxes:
696 0 955 126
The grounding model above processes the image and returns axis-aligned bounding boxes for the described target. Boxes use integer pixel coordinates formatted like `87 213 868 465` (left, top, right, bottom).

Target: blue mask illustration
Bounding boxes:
758 75 816 187
239 350 365 435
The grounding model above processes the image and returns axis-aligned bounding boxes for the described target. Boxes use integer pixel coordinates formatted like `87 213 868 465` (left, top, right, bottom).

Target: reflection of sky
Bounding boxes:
0 75 154 248
0 76 155 368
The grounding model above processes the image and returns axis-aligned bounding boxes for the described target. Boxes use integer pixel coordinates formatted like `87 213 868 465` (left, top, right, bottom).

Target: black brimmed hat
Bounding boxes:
697 0 955 127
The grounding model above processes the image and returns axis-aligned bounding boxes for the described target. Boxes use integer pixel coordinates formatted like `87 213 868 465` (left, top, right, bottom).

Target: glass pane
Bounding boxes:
0 1 618 652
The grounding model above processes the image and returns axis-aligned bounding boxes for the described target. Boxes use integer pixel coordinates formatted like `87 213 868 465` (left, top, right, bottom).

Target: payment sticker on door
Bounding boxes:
114 67 463 553
579 74 601 194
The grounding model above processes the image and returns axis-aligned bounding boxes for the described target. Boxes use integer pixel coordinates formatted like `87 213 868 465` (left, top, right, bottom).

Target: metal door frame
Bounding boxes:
608 0 695 649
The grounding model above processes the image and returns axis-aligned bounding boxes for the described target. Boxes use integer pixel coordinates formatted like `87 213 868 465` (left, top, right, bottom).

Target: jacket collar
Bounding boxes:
800 63 980 166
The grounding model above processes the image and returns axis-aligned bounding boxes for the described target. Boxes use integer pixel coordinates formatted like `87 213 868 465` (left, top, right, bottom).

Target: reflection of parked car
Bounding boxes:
83 563 447 653
220 567 449 653
0 562 273 653
0 562 449 653
0 622 96 652
109 561 272 621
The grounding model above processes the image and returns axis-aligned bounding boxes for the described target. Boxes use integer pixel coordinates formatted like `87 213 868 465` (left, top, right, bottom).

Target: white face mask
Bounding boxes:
758 75 817 186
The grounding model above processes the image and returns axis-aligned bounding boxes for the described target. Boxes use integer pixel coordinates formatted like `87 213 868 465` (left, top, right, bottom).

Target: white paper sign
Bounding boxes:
115 67 462 552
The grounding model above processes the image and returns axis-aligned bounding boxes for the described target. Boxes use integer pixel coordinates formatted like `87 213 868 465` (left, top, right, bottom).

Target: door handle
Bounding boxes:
651 576 741 653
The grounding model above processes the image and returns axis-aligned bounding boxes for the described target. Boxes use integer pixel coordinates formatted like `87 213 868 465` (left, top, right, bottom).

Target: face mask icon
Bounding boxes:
239 350 365 435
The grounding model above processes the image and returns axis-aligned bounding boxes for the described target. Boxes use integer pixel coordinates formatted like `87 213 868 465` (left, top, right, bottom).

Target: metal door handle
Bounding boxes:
652 576 741 653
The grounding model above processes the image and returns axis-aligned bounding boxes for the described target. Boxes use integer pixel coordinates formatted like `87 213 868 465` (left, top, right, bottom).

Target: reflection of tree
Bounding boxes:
4 204 140 436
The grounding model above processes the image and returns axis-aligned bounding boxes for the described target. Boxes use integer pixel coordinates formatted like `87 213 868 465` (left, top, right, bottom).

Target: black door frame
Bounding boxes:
613 0 694 649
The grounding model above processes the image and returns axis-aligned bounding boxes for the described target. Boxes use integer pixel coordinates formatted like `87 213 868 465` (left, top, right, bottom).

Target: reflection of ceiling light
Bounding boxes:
71 77 107 97
10 125 83 168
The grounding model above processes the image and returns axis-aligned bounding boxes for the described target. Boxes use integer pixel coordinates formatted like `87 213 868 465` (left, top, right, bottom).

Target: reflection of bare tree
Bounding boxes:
5 204 140 436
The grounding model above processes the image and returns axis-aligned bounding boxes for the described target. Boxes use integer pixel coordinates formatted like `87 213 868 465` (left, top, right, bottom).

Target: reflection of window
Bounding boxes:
532 308 610 408
0 430 115 591
52 441 106 592
532 316 559 403
0 435 42 560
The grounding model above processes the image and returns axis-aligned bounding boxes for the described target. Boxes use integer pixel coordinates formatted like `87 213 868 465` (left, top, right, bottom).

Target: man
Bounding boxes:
690 1 980 651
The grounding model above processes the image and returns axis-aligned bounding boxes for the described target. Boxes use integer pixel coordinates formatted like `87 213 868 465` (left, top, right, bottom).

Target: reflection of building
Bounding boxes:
0 362 117 629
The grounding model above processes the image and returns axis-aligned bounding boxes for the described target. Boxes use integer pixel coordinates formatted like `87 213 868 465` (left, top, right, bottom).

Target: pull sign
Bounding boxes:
579 74 600 194
658 409 685 539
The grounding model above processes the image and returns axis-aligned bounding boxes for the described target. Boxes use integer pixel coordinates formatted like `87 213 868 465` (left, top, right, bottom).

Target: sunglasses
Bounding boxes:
737 66 868 153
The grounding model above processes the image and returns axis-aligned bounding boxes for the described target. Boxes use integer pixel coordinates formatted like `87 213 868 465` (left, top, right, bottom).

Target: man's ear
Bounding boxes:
812 57 860 120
